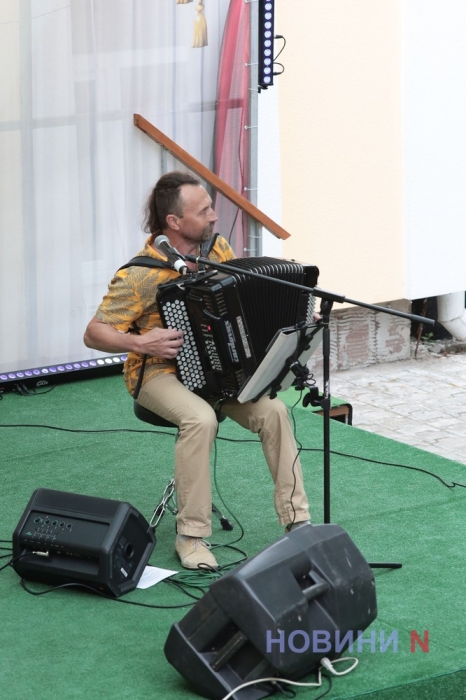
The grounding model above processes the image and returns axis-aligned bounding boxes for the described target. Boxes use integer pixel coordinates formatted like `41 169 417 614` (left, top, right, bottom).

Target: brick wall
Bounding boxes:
307 299 412 375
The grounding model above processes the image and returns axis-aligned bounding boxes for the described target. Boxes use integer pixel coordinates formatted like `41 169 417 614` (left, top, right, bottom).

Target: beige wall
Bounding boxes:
277 0 403 304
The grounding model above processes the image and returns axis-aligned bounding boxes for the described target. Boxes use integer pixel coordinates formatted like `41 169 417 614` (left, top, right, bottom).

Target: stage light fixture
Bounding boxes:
258 0 275 89
0 354 127 393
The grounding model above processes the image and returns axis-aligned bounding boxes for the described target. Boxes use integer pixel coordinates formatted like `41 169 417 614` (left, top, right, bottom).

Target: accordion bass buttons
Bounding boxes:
160 299 206 392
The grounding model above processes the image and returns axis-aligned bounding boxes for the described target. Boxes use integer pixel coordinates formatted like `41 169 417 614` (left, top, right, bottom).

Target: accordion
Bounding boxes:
156 257 319 400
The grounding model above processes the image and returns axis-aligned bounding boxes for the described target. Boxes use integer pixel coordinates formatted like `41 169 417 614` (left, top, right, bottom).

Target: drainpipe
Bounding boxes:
437 292 466 340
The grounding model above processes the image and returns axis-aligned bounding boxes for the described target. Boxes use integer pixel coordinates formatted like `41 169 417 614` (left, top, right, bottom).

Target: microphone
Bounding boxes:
154 235 189 275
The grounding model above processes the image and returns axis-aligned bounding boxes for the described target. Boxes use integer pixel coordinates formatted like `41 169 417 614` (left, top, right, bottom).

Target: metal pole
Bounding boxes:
246 0 261 257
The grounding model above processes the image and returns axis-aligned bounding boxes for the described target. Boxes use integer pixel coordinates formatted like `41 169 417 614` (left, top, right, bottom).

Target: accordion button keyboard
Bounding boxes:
161 300 206 392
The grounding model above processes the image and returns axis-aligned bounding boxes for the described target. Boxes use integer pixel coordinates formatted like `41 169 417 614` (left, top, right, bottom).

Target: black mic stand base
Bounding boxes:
303 299 402 572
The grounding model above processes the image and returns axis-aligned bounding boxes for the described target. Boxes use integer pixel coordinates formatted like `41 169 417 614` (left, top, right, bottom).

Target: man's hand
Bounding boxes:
84 316 184 359
135 327 184 359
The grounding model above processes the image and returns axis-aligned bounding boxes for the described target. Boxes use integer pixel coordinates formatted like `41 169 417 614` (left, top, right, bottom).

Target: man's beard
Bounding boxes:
200 224 215 241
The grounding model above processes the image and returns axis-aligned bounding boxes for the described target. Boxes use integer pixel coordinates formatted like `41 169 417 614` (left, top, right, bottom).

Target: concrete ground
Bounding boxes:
330 344 466 465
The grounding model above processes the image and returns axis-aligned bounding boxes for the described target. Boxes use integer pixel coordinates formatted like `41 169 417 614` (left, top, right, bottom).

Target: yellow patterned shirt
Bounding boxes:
95 234 235 395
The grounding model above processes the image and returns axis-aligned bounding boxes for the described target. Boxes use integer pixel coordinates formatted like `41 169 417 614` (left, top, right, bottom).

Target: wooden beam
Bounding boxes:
134 113 290 240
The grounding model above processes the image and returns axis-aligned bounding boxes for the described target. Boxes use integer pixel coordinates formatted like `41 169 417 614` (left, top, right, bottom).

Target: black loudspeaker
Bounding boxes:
164 524 377 700
12 488 155 597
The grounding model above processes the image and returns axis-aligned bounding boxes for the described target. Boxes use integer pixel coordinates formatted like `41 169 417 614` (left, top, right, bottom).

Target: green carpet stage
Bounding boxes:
0 376 465 699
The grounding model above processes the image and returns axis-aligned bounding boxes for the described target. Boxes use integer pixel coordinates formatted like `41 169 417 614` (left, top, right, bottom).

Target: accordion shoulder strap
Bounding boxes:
118 234 220 273
118 236 219 399
116 256 168 400
118 255 170 271
200 233 219 257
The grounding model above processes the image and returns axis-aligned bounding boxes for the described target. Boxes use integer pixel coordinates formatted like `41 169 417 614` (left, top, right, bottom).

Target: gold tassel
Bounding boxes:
192 2 207 48
176 1 192 4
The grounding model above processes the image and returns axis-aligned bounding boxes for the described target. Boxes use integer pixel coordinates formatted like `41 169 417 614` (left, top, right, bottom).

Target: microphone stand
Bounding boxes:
182 253 435 569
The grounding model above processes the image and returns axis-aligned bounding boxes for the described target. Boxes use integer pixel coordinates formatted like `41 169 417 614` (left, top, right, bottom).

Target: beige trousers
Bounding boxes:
137 372 310 537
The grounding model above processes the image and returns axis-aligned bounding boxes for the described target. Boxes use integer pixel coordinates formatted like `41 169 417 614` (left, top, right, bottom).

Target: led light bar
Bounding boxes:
0 355 127 392
258 0 275 89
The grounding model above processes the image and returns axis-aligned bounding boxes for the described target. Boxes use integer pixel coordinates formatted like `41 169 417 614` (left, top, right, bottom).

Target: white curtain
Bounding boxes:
0 0 230 373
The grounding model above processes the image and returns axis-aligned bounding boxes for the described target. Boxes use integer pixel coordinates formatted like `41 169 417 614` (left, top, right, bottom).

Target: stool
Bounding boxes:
133 401 233 532
314 402 353 425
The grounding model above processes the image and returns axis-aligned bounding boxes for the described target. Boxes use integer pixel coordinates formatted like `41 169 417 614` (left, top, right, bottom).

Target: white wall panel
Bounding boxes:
402 0 466 298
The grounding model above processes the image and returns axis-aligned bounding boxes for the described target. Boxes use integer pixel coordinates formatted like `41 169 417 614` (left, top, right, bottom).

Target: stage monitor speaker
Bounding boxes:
12 488 155 597
165 523 377 700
